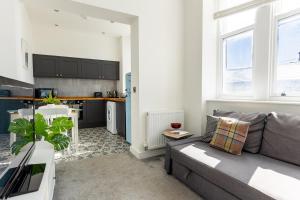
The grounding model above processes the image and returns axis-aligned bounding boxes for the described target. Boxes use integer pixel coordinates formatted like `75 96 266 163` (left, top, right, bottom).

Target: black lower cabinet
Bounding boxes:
79 100 106 129
116 102 126 138
0 100 26 134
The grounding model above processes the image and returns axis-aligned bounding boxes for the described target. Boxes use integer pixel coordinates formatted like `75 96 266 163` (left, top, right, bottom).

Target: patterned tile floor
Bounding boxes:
0 134 10 174
55 127 130 162
0 127 130 173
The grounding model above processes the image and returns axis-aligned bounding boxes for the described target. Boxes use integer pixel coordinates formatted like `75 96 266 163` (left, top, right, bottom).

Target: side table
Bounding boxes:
162 129 193 141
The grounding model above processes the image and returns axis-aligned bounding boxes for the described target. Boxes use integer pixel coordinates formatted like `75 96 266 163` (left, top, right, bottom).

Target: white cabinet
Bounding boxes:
7 141 55 200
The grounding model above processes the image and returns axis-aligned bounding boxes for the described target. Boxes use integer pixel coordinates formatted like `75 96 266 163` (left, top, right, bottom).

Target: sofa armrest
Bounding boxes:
165 136 203 174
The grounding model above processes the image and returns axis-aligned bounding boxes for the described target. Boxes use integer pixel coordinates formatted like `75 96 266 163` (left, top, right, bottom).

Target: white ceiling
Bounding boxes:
24 0 131 37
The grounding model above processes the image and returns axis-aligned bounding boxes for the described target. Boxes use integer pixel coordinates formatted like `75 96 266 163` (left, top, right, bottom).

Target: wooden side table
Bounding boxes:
162 129 193 141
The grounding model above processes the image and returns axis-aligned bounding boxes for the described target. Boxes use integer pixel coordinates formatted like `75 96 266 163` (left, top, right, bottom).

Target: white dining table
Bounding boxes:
8 108 80 152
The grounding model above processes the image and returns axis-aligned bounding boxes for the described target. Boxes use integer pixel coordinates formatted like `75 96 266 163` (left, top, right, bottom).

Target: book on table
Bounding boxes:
162 129 191 139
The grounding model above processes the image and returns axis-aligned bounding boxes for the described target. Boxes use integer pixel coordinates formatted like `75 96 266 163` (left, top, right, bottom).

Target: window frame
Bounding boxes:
270 8 300 100
217 25 255 99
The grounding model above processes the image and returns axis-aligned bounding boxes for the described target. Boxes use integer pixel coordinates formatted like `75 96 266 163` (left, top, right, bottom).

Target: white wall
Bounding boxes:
32 25 121 61
118 36 131 92
183 0 203 134
73 0 185 158
0 0 34 84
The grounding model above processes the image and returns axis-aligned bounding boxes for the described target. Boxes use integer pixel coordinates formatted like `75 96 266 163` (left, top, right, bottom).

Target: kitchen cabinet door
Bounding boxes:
86 101 106 126
56 57 79 78
80 59 101 79
33 54 58 78
101 61 119 80
0 100 25 134
79 100 106 128
116 102 126 138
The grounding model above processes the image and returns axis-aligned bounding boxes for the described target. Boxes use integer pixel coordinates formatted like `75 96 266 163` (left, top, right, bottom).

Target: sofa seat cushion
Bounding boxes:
171 142 300 200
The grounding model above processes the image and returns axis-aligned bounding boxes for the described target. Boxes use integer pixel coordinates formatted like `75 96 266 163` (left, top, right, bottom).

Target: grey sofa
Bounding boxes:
165 112 300 200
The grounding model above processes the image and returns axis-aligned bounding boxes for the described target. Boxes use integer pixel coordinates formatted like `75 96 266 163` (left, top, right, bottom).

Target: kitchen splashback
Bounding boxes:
34 78 117 96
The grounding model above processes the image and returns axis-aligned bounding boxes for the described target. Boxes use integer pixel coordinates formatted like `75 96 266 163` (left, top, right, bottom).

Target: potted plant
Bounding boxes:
8 113 73 155
42 93 61 106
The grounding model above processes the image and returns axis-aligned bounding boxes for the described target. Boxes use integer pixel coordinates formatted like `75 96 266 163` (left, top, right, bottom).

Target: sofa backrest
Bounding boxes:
260 112 300 166
213 110 267 154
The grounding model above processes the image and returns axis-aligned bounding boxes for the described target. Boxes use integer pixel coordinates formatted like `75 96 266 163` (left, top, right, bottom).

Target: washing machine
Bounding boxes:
106 101 117 134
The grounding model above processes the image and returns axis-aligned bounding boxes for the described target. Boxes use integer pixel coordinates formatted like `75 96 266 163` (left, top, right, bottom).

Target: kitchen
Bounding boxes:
0 0 132 164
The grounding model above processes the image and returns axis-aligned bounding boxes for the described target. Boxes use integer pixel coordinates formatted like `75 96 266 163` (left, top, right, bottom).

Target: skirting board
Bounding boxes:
130 146 165 159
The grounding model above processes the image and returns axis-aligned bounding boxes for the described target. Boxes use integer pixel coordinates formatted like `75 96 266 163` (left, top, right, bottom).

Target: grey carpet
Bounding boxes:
53 153 202 200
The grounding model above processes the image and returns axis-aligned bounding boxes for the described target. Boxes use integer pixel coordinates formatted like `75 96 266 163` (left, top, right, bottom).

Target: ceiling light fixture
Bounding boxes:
54 24 59 27
54 9 60 12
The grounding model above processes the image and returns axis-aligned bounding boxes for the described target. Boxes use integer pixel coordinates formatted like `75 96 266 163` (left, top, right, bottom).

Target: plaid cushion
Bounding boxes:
210 117 250 155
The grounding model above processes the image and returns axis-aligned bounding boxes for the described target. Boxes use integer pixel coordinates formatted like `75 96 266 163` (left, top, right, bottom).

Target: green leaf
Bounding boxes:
42 93 61 105
11 137 32 155
8 113 74 155
47 134 70 151
49 117 73 135
8 118 33 137
34 113 49 138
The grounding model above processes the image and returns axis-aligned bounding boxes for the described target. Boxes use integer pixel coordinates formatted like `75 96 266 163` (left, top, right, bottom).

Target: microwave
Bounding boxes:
35 88 58 98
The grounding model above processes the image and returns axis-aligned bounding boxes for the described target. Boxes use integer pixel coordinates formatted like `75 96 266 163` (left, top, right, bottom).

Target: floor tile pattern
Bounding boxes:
0 127 130 173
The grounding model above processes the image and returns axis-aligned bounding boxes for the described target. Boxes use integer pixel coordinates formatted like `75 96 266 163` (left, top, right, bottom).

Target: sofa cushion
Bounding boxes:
199 115 219 143
260 112 300 166
210 117 250 155
171 141 300 200
213 110 267 153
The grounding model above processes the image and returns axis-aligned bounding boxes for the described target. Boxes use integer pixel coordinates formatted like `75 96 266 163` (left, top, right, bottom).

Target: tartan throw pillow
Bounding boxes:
210 117 250 155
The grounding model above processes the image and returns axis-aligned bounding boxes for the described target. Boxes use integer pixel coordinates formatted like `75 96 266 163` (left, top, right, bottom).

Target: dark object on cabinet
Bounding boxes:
0 100 26 134
79 100 106 128
94 92 103 98
33 54 120 80
116 102 126 138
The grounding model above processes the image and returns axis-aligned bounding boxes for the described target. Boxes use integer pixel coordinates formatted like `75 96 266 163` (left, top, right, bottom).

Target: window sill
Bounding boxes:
206 99 300 106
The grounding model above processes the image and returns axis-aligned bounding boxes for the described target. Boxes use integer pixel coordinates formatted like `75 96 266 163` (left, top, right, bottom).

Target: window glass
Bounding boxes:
223 31 253 96
274 14 300 96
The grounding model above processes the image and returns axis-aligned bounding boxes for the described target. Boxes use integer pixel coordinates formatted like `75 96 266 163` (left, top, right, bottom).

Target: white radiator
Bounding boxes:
145 110 184 150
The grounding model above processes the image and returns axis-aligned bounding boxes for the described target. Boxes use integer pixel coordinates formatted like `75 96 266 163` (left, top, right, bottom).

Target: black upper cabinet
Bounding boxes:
102 61 119 80
33 55 57 77
79 59 101 79
56 57 79 78
33 54 120 80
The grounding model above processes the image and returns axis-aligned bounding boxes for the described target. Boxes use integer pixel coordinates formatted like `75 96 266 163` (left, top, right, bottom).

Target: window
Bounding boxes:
222 31 253 96
273 14 300 96
216 0 300 100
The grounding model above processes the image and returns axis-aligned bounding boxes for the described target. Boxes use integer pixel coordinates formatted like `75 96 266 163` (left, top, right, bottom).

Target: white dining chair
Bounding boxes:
36 107 71 154
9 109 34 147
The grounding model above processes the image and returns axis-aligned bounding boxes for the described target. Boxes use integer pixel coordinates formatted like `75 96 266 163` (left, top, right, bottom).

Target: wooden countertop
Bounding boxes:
0 96 126 102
